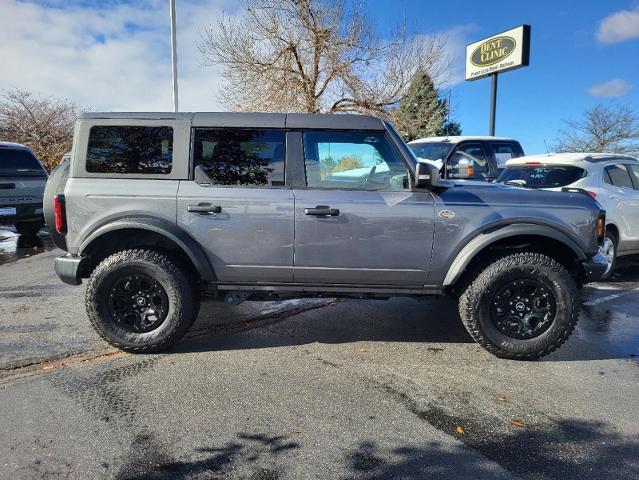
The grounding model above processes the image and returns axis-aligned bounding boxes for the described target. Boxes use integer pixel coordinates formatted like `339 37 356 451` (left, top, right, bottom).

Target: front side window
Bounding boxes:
604 164 634 189
450 143 489 179
303 131 409 190
86 126 173 174
192 129 285 187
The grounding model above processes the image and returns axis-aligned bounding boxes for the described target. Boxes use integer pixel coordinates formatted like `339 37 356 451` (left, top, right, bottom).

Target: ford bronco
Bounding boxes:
44 112 608 359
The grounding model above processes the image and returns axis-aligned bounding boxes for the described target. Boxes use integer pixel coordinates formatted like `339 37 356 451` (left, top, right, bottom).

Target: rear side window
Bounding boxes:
491 143 521 168
86 126 173 174
192 129 285 187
604 164 634 189
497 166 586 188
628 164 639 190
0 148 46 177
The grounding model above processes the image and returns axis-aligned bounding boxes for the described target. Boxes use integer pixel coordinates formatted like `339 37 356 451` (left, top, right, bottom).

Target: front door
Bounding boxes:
177 128 294 283
293 130 435 287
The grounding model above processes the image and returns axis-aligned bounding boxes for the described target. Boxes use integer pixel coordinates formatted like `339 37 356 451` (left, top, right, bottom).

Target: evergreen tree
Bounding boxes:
394 69 461 141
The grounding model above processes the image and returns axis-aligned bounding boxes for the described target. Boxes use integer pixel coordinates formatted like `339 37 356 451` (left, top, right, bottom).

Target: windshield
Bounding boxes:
0 148 46 177
409 142 453 162
497 165 586 188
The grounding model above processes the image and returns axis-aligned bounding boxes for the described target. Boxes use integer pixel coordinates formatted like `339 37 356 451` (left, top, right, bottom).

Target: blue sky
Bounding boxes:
1 0 638 154
367 0 639 153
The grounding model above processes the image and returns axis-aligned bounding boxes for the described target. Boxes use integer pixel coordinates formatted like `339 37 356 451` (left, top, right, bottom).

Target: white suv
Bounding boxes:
498 153 639 279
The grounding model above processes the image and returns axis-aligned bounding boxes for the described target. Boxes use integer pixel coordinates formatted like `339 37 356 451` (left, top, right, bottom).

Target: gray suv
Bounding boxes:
1 142 48 235
44 112 608 360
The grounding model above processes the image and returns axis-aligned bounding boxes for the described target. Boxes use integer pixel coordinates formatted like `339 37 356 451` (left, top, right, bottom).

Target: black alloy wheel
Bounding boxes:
491 279 556 339
106 273 169 333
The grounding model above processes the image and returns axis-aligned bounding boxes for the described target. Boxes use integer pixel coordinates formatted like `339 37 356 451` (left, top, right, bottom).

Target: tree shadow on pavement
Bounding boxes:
344 419 639 480
115 432 299 480
113 420 639 480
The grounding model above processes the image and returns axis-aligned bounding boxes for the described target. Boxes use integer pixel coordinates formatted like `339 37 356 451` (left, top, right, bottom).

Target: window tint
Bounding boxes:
491 143 519 168
604 164 634 189
0 148 46 177
303 131 409 190
497 166 586 188
628 164 639 190
193 129 285 187
86 126 173 174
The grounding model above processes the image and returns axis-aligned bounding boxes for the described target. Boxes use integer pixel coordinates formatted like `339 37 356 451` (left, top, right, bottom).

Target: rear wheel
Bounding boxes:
458 252 579 360
85 249 199 353
599 230 617 281
16 221 43 236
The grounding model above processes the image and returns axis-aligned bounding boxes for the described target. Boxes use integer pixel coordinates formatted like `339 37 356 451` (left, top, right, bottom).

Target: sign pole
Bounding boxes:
169 0 179 113
489 73 498 136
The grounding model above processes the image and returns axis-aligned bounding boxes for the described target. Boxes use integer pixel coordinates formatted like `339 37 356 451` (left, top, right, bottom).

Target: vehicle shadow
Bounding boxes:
173 291 629 362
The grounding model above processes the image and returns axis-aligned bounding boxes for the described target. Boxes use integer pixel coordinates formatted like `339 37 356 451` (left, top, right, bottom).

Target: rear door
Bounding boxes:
177 127 294 283
603 163 639 252
292 130 434 287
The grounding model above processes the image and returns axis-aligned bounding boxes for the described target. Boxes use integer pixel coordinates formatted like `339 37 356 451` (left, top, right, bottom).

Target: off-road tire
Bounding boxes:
458 252 579 360
85 249 199 353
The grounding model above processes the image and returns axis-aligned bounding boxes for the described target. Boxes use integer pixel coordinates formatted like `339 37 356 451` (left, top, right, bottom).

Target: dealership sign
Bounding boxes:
465 25 531 81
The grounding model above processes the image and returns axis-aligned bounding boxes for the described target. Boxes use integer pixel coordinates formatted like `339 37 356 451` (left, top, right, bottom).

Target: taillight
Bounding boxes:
53 194 67 234
586 191 597 199
597 210 606 244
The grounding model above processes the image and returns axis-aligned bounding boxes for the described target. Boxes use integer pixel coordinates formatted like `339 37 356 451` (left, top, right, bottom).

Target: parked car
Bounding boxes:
44 112 607 360
0 142 48 236
408 136 525 182
497 153 639 279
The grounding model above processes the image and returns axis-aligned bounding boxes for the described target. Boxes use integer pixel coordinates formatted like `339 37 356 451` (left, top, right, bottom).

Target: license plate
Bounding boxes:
0 207 17 216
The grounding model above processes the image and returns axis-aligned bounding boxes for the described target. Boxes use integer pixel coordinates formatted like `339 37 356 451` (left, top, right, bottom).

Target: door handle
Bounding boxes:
187 203 222 214
304 205 339 216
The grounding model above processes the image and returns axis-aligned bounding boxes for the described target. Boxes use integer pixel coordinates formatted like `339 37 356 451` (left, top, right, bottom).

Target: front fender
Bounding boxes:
79 216 215 281
442 223 586 286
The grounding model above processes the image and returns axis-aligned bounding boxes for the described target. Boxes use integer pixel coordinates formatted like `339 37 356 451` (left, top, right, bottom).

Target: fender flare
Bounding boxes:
442 223 586 286
79 217 215 281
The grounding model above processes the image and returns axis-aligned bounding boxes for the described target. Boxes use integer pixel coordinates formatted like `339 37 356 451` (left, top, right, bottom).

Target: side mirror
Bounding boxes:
415 161 446 189
448 153 474 179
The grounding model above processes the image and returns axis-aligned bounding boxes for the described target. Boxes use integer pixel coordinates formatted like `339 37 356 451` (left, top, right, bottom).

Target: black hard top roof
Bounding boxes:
79 112 386 131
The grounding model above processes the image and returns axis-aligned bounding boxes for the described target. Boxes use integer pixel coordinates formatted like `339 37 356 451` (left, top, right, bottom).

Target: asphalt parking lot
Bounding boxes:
1 227 638 480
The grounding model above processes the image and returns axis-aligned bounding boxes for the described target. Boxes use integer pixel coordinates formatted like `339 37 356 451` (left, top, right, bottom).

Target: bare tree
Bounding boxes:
199 0 449 118
555 103 639 155
0 89 81 171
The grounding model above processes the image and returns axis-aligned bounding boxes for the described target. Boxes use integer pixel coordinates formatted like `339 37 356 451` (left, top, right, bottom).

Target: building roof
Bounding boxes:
78 112 386 131
408 135 516 144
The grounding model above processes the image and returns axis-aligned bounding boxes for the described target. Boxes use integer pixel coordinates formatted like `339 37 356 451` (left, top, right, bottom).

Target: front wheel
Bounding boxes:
599 230 617 281
85 249 199 353
458 252 579 360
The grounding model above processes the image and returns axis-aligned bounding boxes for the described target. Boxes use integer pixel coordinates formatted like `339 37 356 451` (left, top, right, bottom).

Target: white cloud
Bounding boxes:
597 6 639 44
435 24 478 87
0 0 227 111
588 78 633 97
